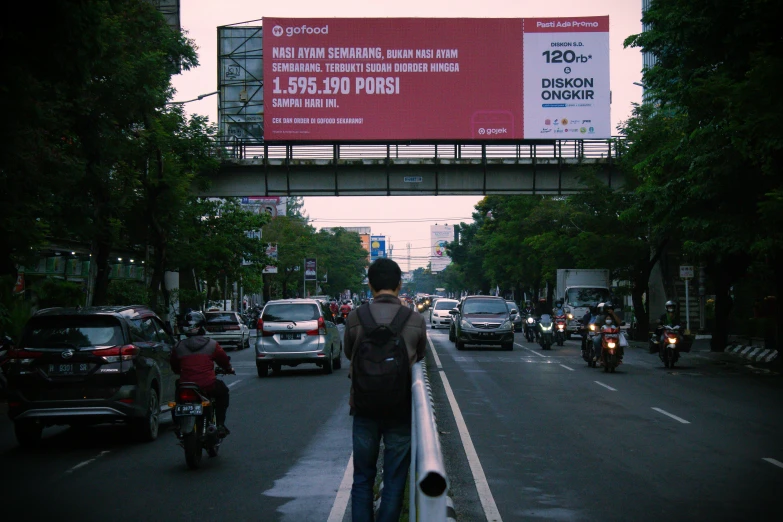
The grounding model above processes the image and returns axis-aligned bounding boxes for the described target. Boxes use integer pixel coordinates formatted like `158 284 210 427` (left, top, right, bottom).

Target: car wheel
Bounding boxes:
243 335 250 349
449 329 456 342
134 388 160 442
333 345 343 369
15 420 43 447
502 342 513 351
322 352 334 374
257 363 268 378
456 341 465 351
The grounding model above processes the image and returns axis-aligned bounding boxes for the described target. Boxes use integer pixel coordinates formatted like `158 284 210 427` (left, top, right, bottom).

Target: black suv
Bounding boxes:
5 305 177 446
449 296 515 351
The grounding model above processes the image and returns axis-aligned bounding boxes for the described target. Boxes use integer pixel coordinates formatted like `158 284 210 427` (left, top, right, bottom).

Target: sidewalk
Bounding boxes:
628 336 781 371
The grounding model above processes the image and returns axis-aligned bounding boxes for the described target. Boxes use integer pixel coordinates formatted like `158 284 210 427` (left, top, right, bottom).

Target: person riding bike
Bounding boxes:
553 299 568 317
521 300 539 340
592 301 625 363
655 300 681 343
171 311 235 438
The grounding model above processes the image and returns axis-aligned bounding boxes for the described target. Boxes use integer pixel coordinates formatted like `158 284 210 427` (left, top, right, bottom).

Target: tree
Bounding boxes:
313 228 368 297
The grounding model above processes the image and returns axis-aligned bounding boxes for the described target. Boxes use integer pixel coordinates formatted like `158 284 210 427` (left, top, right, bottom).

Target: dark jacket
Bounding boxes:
171 336 232 389
344 293 427 411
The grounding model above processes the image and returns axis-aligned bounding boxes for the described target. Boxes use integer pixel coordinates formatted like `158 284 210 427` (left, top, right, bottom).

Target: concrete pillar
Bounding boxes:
164 271 179 322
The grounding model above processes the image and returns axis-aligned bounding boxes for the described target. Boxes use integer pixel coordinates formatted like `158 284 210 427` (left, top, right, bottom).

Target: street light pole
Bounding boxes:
165 90 219 106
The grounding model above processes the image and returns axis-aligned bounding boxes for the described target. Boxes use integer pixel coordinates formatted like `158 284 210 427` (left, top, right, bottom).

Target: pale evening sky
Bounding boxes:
172 0 643 270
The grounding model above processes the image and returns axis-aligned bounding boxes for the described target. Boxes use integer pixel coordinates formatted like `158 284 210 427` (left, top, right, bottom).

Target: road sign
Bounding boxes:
679 265 694 279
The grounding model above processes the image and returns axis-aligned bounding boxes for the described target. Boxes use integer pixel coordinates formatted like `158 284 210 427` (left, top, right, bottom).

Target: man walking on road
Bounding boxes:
344 258 427 522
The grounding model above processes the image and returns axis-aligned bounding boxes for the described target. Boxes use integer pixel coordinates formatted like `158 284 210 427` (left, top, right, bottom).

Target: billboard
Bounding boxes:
240 196 287 217
431 225 454 273
370 236 386 261
263 17 609 140
360 234 371 262
304 258 317 280
263 244 278 274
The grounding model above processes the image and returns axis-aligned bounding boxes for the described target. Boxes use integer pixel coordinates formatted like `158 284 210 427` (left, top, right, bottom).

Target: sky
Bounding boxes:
172 0 643 270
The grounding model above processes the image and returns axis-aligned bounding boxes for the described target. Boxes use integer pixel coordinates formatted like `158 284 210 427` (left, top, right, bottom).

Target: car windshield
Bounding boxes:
567 288 611 307
435 300 458 310
462 299 509 314
262 303 320 322
205 312 239 324
22 316 124 348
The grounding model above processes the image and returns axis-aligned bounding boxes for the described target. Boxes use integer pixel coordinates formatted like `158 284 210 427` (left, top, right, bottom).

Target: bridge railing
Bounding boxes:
217 137 626 162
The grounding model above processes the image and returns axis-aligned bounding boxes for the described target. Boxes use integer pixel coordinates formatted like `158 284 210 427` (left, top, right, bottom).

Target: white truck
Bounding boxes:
555 269 612 337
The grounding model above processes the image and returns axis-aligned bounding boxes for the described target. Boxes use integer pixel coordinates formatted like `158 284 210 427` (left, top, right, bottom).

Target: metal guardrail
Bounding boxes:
410 360 450 521
217 137 626 162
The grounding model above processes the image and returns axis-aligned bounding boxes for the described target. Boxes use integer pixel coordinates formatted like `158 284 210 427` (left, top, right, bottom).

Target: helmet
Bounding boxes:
555 299 563 307
604 301 614 310
182 311 206 337
525 301 532 307
596 302 606 313
665 300 676 312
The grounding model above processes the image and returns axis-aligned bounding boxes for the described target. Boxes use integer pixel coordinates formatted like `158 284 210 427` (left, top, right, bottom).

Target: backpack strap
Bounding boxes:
357 304 378 330
387 305 413 334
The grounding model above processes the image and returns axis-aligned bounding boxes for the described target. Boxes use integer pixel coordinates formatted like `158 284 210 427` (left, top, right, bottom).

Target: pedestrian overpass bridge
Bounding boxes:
200 137 626 197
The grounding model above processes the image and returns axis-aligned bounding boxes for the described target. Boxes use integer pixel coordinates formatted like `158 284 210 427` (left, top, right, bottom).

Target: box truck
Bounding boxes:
556 269 612 337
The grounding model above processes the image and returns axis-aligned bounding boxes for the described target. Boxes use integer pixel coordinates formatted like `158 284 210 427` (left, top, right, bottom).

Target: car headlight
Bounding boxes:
461 319 472 329
501 320 512 330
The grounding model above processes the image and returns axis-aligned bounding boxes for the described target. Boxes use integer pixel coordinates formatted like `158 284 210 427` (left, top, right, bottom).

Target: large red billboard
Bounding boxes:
263 17 609 141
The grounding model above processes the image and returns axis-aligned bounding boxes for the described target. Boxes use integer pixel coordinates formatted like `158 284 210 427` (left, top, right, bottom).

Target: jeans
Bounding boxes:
352 415 412 522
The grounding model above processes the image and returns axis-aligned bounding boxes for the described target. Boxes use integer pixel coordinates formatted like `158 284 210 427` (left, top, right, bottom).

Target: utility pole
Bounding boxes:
407 242 411 272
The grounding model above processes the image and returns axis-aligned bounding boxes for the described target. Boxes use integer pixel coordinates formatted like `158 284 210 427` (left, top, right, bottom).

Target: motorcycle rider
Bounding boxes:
553 299 567 317
521 300 539 340
171 311 235 438
655 300 681 343
592 301 625 363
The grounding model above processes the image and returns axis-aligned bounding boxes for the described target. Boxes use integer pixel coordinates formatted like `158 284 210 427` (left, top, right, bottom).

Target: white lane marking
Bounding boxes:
439 371 503 522
560 364 575 371
227 379 243 388
651 407 691 424
515 343 546 358
65 450 110 474
428 336 443 369
762 458 783 470
594 381 617 391
327 453 353 522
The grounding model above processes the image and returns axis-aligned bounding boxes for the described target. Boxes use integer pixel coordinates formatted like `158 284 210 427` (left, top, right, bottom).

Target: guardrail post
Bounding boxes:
411 361 449 521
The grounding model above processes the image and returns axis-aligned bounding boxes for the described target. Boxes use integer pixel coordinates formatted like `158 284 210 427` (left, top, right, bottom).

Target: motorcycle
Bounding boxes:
0 335 12 399
600 319 621 373
524 314 537 343
538 314 554 350
171 368 234 469
554 313 567 346
657 325 682 368
581 321 599 367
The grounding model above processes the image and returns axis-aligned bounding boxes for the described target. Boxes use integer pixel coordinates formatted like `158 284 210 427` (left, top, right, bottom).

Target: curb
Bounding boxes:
726 343 780 364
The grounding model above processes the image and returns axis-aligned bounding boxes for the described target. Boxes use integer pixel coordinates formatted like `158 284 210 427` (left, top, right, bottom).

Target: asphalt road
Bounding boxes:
426 325 783 521
0 329 355 522
1 321 782 521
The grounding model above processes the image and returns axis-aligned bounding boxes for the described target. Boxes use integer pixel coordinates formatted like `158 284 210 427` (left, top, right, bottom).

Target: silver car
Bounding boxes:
255 299 342 377
203 311 250 350
506 301 522 332
429 298 459 329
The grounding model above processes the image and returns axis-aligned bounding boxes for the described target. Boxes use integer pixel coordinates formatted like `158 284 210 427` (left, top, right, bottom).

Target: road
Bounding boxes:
427 325 783 521
1 322 781 521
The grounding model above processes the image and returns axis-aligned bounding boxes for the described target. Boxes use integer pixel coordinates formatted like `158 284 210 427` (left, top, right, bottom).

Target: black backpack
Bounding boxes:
353 304 413 418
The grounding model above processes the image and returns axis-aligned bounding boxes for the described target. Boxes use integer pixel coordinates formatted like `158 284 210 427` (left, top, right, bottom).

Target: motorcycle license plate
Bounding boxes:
175 404 203 416
280 333 301 340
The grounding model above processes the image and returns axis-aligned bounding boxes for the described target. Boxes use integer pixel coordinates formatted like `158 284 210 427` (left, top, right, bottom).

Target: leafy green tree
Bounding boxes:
261 216 316 299
313 228 368 297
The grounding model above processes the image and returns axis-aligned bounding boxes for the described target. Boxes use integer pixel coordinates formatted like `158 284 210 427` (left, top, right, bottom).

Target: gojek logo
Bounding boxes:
272 24 330 37
478 128 508 135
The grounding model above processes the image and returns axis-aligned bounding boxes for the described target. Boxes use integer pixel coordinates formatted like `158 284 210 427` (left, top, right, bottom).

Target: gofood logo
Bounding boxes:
271 24 330 37
478 127 508 136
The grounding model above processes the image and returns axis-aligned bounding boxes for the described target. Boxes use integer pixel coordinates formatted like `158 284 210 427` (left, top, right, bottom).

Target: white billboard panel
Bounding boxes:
430 225 454 273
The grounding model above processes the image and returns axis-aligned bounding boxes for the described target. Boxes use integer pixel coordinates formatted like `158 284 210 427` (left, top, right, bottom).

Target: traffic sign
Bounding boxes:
679 265 694 279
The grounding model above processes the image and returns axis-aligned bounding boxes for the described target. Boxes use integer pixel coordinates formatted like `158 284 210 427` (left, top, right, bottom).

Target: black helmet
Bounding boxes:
182 311 206 337
665 300 676 312
555 299 564 307
604 301 614 310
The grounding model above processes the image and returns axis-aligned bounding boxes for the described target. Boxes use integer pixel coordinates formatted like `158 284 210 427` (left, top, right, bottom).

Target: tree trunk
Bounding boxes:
710 270 733 352
631 279 649 341
92 239 111 305
262 273 271 303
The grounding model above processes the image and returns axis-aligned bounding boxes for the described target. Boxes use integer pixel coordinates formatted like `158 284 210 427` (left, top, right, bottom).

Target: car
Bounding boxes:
255 299 343 377
5 305 178 446
449 296 514 351
429 298 459 329
203 310 250 350
506 300 522 332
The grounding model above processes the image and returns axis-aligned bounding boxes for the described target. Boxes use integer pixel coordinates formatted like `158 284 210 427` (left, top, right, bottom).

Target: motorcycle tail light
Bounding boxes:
177 388 200 402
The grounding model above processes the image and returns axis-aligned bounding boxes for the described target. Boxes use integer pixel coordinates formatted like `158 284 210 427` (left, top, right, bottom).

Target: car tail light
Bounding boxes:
7 349 43 364
93 345 140 363
177 388 200 402
307 317 326 336
257 319 274 337
225 325 240 330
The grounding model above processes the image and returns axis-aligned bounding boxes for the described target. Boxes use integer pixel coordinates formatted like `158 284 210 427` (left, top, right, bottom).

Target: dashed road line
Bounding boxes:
515 343 547 358
652 407 691 424
762 458 783 470
560 364 575 371
65 450 110 474
227 379 243 388
594 381 617 391
427 336 443 369
327 453 353 522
